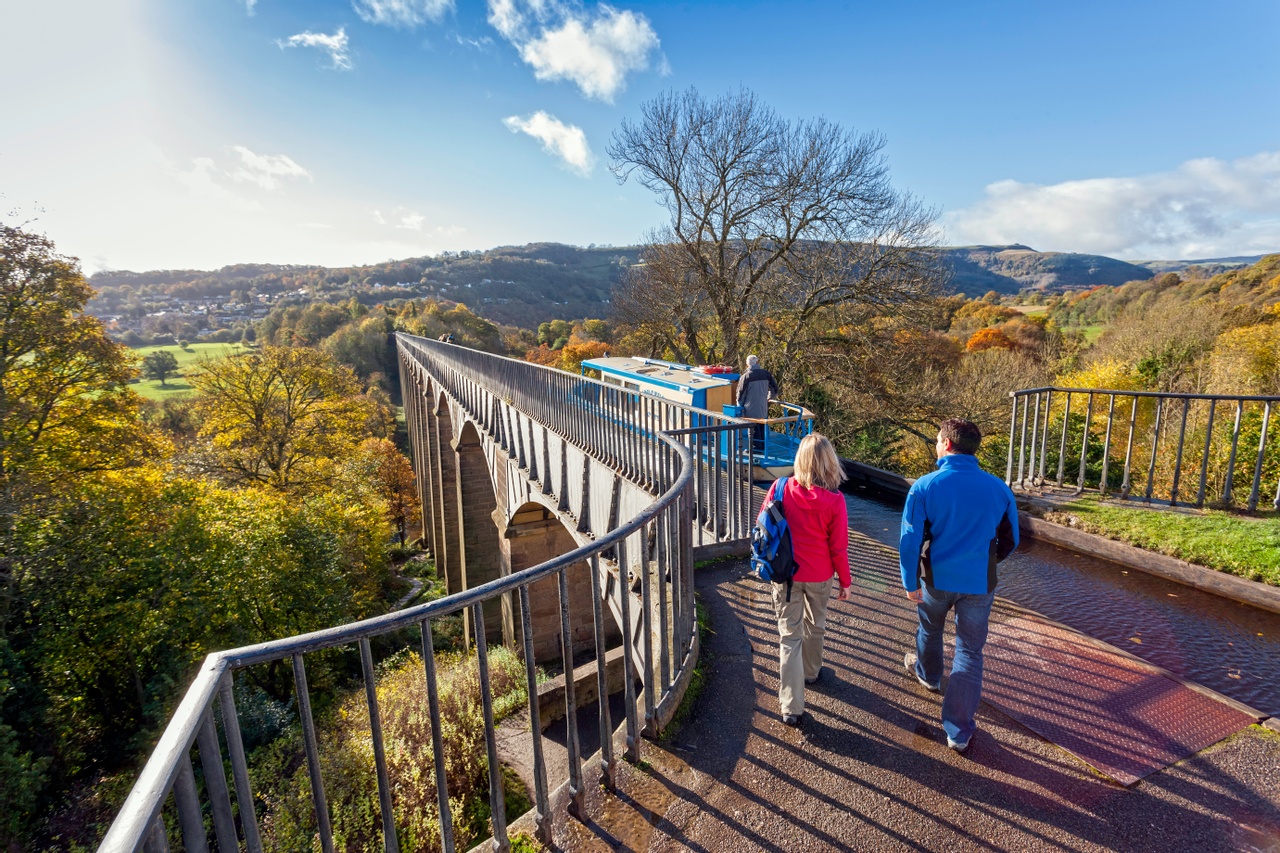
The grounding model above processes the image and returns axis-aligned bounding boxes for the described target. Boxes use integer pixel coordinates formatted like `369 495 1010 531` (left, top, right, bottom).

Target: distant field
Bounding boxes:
129 342 245 401
1080 324 1106 343
1011 305 1048 315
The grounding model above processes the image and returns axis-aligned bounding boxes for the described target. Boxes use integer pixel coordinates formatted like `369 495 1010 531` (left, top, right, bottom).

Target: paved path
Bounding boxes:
539 529 1280 851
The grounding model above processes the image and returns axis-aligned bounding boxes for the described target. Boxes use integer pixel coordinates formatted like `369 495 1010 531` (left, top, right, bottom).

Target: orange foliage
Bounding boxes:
524 344 561 366
966 327 1016 352
559 339 612 373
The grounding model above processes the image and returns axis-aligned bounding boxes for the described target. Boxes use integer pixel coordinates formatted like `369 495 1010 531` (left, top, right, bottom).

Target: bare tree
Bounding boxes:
609 87 943 367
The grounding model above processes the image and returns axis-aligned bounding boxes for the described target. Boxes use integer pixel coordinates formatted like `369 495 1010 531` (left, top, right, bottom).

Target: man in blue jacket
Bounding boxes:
899 418 1018 753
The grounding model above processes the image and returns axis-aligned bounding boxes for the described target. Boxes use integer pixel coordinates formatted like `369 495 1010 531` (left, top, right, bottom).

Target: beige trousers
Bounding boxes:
770 579 832 716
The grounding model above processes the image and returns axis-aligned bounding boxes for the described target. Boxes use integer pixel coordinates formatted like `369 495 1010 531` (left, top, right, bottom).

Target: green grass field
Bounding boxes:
1042 495 1280 587
129 342 246 401
1079 324 1106 343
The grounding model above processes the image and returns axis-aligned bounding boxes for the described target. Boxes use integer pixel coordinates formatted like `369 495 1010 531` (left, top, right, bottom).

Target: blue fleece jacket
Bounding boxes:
899 453 1019 595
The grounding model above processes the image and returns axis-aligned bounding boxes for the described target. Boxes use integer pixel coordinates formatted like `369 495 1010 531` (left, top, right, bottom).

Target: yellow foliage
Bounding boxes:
189 346 378 492
1056 358 1142 392
1209 322 1280 395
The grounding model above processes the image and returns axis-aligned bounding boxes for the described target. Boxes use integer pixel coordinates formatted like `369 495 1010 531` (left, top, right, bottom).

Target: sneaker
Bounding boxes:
804 668 824 686
947 735 971 754
782 712 804 726
904 652 940 692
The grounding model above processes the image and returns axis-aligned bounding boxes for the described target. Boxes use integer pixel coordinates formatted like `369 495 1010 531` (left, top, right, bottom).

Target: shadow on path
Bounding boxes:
549 549 1280 852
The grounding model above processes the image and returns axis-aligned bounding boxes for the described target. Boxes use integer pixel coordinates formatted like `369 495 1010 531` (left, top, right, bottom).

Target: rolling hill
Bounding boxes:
89 242 1262 329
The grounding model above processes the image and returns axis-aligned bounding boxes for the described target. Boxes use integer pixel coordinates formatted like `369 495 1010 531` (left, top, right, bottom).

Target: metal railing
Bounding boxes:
1007 386 1280 510
98 337 725 852
398 336 754 544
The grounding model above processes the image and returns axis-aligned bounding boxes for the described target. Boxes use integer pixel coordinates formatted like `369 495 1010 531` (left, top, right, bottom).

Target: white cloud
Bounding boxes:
486 0 526 41
452 32 495 50
504 111 593 176
230 145 311 190
353 0 453 28
373 207 430 230
278 28 353 70
169 147 309 205
946 151 1280 259
486 0 661 102
169 157 262 211
244 0 258 15
520 8 658 102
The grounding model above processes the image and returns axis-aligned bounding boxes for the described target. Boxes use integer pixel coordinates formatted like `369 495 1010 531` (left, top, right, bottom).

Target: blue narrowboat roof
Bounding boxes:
582 356 739 393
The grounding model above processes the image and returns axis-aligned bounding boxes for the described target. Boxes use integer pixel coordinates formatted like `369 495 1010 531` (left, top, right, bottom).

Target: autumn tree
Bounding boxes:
320 312 395 384
0 226 155 619
141 349 179 385
343 438 420 546
189 346 378 492
966 327 1016 352
394 300 503 353
609 87 941 367
0 226 156 844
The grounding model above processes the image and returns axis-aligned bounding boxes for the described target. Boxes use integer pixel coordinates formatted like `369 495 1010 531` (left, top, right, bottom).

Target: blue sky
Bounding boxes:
3 0 1279 272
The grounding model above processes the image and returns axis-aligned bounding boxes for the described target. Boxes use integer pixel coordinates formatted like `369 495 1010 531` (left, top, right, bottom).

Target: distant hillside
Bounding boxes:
1045 253 1280 332
89 244 641 328
89 241 1219 331
1134 254 1271 277
942 245 1153 295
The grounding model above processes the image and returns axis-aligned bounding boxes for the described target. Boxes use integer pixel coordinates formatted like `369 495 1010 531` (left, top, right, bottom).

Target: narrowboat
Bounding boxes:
581 356 814 481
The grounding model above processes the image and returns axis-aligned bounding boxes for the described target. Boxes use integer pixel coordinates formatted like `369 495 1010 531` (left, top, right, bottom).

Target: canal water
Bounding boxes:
844 490 1280 717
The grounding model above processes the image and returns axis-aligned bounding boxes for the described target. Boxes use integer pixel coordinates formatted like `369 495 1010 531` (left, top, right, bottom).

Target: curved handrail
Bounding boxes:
99 338 713 852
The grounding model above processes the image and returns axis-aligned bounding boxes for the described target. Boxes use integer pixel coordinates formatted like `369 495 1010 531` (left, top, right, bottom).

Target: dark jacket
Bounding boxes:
899 453 1019 594
736 366 778 419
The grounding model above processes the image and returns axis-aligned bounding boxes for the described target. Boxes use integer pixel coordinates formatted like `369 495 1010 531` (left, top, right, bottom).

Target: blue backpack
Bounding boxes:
751 477 796 601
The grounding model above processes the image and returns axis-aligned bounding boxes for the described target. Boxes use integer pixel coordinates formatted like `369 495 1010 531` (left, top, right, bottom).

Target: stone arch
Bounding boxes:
501 502 618 664
453 419 504 646
431 390 461 597
410 375 437 561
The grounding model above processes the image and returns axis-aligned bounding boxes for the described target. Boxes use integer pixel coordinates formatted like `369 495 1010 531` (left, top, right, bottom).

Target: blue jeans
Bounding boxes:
913 584 995 745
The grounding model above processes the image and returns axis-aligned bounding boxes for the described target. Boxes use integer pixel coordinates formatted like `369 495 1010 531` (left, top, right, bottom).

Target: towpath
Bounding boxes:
535 510 1280 851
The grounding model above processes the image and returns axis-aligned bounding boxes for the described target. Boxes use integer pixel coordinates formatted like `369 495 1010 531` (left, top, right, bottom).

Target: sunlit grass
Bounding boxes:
1043 494 1280 586
128 342 245 400
1079 324 1106 343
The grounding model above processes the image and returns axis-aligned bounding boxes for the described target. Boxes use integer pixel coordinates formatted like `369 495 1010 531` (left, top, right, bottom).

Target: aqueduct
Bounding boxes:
100 333 757 852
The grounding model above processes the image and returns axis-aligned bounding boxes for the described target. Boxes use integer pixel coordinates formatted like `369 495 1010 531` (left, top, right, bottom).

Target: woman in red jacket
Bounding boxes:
765 432 851 725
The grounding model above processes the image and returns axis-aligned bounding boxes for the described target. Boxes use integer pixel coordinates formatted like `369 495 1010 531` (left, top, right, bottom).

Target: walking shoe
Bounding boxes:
947 735 971 754
804 668 824 686
904 652 940 692
782 712 804 726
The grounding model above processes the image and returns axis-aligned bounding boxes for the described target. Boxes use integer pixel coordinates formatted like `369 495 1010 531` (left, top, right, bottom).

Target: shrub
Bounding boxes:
259 646 529 851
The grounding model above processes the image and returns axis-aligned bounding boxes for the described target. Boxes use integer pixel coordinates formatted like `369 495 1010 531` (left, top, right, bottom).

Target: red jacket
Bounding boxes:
763 479 851 588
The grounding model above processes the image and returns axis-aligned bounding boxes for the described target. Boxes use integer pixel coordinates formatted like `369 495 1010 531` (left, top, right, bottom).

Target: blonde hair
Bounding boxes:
792 433 846 491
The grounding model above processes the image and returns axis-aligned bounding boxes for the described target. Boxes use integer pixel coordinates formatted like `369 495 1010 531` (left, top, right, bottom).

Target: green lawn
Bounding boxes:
129 342 245 401
1079 324 1106 343
1041 495 1280 586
